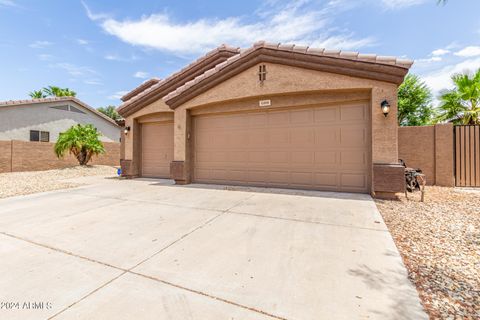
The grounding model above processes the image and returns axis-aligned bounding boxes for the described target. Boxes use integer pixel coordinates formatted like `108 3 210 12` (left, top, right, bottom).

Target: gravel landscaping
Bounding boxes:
375 187 480 320
0 166 117 199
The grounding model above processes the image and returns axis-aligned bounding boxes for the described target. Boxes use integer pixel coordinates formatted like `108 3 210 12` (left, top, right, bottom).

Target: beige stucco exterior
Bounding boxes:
174 63 398 165
121 61 404 195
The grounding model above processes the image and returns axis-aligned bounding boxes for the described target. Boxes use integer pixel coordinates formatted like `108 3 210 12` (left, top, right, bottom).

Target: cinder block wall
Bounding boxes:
0 141 12 172
398 123 454 187
0 141 120 173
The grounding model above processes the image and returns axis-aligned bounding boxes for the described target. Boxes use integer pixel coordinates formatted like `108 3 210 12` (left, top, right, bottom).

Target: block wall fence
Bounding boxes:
398 123 454 187
0 140 120 173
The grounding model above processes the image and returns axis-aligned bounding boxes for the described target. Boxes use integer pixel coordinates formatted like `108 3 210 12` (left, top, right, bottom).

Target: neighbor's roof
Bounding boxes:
0 97 119 127
117 44 240 117
163 41 414 108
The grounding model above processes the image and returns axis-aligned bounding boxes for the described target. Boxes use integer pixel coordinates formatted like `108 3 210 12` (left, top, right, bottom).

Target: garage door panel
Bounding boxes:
268 128 289 146
268 111 290 126
193 102 369 193
314 107 337 123
314 173 338 188
141 122 173 178
291 151 314 164
340 127 367 147
291 127 314 146
340 104 367 121
314 151 337 165
291 109 314 124
315 128 338 147
341 173 367 190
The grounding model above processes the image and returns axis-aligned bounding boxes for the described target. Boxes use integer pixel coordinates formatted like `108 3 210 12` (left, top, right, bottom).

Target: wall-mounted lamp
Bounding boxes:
124 126 131 135
380 100 390 117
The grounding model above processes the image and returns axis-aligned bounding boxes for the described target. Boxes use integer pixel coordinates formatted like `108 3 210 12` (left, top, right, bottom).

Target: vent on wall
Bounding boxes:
50 104 86 114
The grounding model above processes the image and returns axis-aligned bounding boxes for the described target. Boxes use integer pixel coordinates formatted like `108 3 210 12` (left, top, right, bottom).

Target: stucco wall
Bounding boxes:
398 123 454 186
398 126 435 184
175 63 399 164
0 140 120 173
0 101 120 142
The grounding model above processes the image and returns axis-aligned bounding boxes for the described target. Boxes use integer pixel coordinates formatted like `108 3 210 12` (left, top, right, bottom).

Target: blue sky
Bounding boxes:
0 0 479 109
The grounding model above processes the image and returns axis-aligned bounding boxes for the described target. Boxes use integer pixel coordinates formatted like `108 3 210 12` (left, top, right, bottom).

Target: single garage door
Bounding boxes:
192 103 370 193
141 121 174 178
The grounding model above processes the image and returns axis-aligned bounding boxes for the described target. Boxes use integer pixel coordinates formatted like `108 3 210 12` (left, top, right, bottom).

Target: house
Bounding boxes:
0 97 120 143
118 42 413 198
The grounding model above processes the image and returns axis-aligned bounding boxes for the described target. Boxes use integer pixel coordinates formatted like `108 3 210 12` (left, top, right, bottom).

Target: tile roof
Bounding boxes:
0 97 119 126
163 41 414 103
121 78 161 102
117 44 240 114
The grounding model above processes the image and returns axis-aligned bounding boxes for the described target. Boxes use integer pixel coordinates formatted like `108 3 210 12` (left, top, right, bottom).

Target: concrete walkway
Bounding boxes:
0 177 427 320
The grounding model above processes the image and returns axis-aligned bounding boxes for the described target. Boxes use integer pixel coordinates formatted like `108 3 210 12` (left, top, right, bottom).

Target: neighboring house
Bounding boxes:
118 42 413 198
0 97 120 143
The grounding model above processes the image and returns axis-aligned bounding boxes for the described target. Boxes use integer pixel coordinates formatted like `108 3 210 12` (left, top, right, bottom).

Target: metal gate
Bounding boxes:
455 125 480 187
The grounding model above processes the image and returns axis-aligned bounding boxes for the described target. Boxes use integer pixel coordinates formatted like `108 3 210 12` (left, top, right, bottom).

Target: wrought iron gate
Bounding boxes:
455 125 480 187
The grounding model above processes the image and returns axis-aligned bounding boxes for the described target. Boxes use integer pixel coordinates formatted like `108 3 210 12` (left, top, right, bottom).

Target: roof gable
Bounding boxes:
163 41 413 109
117 44 240 117
0 97 119 127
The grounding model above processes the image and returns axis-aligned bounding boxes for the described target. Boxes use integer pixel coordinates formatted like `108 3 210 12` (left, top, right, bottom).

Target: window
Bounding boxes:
258 64 267 82
30 130 49 142
30 130 39 142
40 131 50 142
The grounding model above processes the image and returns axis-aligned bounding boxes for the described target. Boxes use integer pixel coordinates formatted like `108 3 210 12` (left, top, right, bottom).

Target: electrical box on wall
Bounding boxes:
259 99 271 107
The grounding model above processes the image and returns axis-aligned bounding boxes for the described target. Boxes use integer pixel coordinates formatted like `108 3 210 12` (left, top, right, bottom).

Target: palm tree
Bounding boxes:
42 86 77 97
435 69 480 125
54 124 105 165
29 90 46 99
97 105 121 120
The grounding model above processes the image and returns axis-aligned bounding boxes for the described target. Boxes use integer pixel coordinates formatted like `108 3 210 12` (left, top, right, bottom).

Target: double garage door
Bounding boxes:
192 103 370 193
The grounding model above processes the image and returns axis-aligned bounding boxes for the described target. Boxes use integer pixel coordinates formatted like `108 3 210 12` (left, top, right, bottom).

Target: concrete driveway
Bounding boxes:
0 177 427 320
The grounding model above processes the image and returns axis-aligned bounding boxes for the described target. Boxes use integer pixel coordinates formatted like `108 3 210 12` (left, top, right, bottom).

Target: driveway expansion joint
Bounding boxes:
228 210 389 232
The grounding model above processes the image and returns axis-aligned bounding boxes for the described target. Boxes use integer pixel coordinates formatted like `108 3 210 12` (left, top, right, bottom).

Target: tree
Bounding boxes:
42 86 77 97
97 105 121 121
398 74 434 126
29 90 46 99
434 69 480 125
54 124 105 166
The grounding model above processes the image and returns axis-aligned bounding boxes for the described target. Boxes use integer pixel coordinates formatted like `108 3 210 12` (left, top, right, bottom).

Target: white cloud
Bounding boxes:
0 0 17 7
108 91 129 100
52 62 98 77
432 48 450 56
133 71 149 79
84 79 103 85
29 40 53 49
38 54 54 61
77 39 89 45
104 54 121 61
86 1 373 55
81 1 110 21
421 57 480 95
381 0 426 9
415 56 442 66
454 46 480 57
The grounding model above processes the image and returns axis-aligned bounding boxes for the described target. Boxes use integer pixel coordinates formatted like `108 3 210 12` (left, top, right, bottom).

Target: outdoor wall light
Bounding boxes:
124 126 131 135
381 100 390 117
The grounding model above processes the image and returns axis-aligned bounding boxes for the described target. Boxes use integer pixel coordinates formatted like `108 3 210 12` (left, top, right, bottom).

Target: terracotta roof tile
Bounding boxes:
163 41 414 103
121 78 161 102
118 44 240 113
